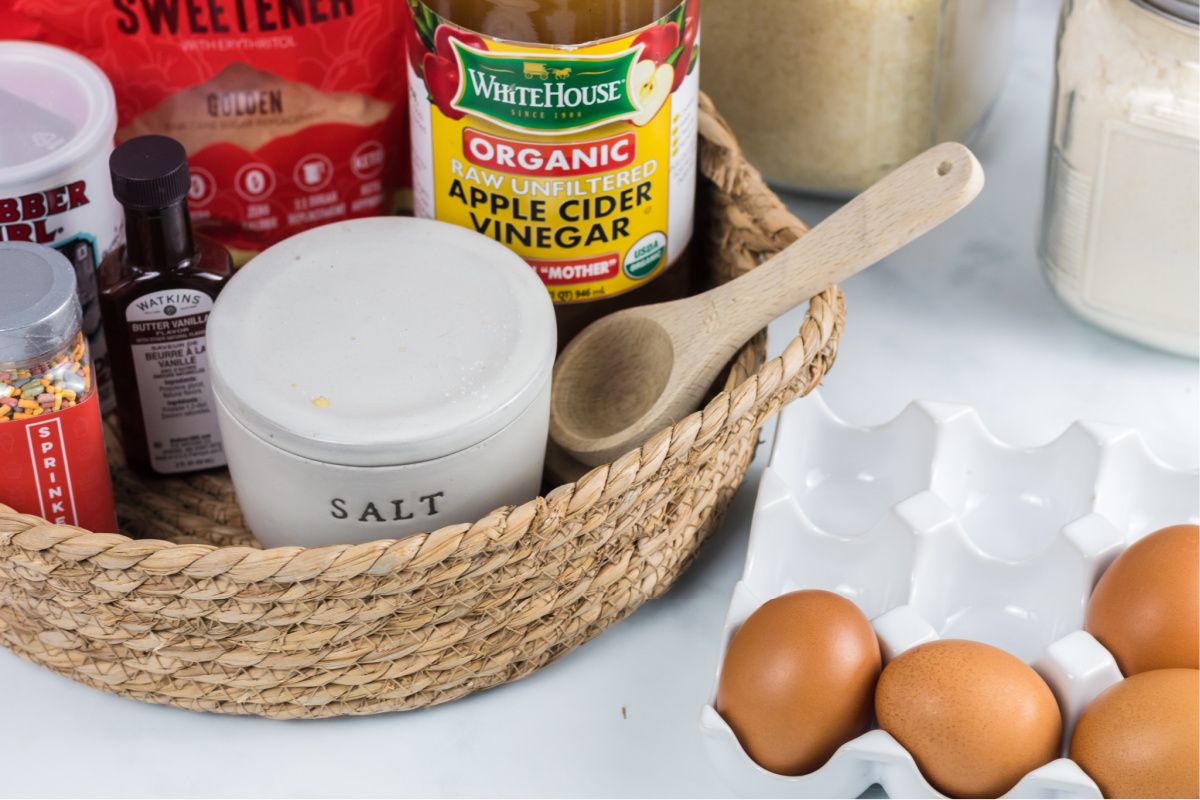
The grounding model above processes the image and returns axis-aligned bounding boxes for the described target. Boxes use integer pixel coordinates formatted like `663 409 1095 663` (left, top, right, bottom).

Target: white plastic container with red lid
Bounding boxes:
0 40 122 412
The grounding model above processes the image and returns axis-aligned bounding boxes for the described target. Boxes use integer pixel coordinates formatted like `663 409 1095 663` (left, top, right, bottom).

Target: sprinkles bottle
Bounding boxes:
0 242 118 533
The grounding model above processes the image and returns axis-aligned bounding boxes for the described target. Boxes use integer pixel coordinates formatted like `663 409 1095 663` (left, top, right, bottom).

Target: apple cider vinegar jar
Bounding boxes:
406 0 700 345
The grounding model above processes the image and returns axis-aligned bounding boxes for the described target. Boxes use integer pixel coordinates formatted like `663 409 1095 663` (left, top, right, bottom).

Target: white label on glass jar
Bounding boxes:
1083 120 1200 333
126 289 225 473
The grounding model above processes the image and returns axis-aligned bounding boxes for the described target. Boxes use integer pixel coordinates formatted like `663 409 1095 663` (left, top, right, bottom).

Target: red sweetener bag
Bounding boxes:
5 0 411 260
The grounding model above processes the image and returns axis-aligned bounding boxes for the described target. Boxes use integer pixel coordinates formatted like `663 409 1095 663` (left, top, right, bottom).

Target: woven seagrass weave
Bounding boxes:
0 95 845 718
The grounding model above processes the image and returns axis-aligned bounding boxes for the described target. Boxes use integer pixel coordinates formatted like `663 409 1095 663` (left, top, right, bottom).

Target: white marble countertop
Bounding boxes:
1 0 1194 796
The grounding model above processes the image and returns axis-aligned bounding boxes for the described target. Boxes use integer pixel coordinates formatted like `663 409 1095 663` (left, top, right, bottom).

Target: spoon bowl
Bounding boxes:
551 312 675 442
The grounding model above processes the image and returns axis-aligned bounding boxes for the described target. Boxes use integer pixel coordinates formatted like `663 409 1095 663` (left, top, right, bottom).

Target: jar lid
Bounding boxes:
1137 0 1199 23
0 41 118 184
207 217 557 467
0 242 82 365
109 135 192 210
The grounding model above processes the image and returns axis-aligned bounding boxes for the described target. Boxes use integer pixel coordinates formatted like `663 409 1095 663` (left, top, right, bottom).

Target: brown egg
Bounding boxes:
875 639 1062 798
1086 524 1199 676
1070 669 1199 798
716 590 881 775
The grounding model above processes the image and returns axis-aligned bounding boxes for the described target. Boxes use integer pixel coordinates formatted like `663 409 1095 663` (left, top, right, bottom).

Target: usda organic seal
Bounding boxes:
624 231 667 280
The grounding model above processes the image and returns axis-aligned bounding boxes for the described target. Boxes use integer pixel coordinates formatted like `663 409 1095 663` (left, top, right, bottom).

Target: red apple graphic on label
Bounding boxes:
671 41 694 92
671 0 699 91
435 26 486 60
680 0 699 49
406 17 428 77
423 52 466 120
632 22 679 65
629 58 674 126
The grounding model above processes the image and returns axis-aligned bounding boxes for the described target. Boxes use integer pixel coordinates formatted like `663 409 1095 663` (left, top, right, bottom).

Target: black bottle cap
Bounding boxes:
109 135 191 210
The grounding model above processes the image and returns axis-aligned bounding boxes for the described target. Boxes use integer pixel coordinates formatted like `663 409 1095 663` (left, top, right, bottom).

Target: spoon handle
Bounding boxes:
685 142 984 357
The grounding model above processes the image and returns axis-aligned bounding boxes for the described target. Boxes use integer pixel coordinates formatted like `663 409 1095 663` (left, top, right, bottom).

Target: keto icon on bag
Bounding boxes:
6 0 413 261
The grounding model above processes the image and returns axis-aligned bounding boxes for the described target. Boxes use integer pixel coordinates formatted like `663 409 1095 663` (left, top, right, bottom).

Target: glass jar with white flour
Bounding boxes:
1039 0 1199 356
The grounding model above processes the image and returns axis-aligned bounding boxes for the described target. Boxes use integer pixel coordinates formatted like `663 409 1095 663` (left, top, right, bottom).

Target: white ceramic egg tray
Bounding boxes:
700 391 1199 799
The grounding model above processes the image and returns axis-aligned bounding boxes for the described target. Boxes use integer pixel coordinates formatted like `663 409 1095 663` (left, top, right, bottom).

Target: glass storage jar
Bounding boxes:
1038 0 1198 357
699 0 1016 196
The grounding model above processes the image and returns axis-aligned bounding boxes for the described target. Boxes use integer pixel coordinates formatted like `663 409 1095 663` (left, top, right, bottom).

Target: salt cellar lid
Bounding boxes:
207 217 557 467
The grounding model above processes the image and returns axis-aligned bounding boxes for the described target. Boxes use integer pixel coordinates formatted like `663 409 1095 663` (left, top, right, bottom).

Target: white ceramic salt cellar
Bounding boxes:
207 217 556 549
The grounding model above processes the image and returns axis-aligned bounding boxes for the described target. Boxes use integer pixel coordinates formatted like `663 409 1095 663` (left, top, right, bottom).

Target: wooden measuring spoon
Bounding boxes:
549 142 984 467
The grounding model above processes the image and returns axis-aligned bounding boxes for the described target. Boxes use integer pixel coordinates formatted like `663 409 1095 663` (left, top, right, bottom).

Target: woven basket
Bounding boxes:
0 95 845 719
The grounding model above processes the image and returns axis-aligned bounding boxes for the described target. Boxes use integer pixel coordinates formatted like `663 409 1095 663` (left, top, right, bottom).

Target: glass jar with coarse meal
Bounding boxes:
406 0 701 348
1038 0 1199 356
699 0 1016 197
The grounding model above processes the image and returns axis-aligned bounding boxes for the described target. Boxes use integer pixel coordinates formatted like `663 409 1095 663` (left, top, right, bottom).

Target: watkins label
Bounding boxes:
407 0 699 304
126 289 226 474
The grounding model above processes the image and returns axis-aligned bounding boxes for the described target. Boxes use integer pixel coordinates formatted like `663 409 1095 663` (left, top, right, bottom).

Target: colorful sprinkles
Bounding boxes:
0 332 91 421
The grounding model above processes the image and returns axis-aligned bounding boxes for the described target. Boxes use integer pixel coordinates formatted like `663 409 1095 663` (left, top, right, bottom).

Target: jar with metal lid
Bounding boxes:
1038 0 1199 356
0 241 117 532
207 217 556 549
699 0 1016 195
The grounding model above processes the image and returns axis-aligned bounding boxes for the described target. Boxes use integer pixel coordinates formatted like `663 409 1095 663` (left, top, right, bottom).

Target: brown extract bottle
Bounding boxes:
99 135 232 476
409 0 701 348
